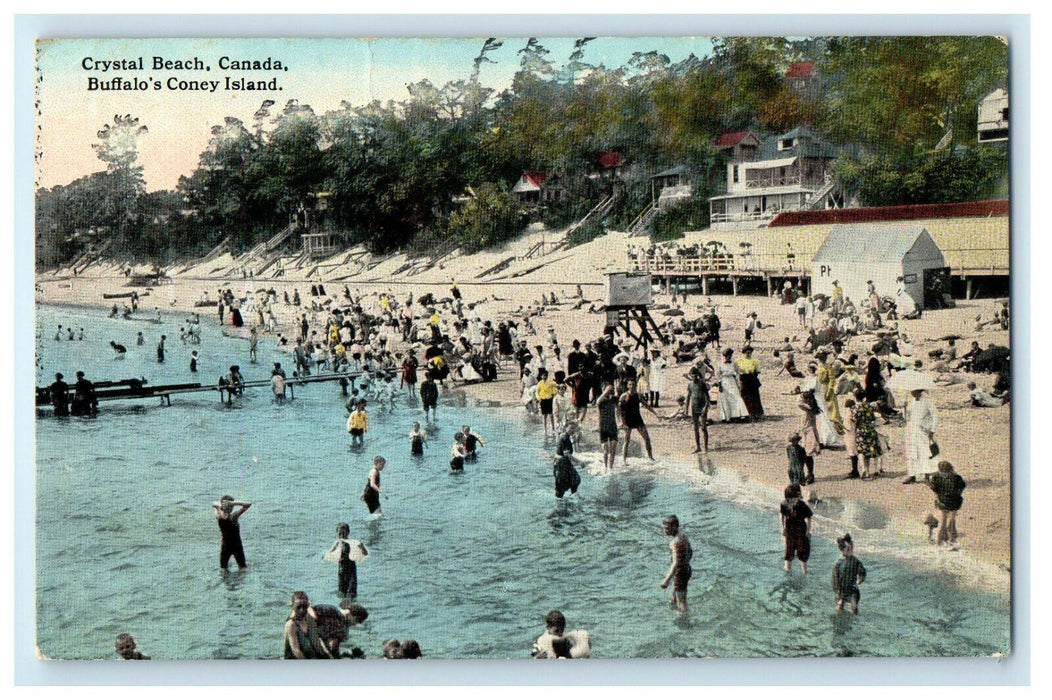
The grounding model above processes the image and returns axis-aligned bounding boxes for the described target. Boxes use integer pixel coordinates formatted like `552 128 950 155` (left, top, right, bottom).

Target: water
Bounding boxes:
34 304 1010 659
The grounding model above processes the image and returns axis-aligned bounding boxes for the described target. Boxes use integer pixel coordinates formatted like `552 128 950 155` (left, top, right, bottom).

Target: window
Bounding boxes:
732 165 739 183
778 138 795 151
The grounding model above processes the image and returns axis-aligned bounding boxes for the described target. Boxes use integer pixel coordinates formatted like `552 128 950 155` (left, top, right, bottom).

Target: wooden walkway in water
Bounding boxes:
37 371 362 412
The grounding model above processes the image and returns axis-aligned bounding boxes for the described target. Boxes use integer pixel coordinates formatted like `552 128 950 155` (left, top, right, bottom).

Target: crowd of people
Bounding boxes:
41 268 1006 658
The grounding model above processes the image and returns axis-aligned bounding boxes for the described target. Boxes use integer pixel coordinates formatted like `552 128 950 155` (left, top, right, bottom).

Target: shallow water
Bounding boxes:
35 304 1009 659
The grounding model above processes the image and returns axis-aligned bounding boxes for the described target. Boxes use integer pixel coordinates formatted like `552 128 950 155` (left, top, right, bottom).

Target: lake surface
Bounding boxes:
35 304 1010 659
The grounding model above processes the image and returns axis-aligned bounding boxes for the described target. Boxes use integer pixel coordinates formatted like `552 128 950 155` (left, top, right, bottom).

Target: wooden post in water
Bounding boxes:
732 277 738 296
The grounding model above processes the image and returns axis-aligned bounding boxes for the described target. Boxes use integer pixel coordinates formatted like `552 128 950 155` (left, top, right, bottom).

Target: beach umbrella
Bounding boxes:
886 369 935 393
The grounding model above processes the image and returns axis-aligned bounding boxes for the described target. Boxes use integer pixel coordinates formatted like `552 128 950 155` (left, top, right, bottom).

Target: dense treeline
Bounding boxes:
36 36 1008 268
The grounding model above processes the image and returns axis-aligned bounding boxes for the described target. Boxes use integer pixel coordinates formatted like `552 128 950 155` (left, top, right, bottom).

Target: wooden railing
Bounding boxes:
628 253 795 274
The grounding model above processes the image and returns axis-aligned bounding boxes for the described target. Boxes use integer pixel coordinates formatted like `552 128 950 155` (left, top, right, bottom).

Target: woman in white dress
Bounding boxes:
649 349 667 407
801 363 843 447
716 348 749 422
903 388 939 483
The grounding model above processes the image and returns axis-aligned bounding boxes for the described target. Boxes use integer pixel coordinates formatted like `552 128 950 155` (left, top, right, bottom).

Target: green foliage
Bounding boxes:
446 182 525 252
37 37 1010 269
651 196 712 242
567 217 605 246
832 145 1008 207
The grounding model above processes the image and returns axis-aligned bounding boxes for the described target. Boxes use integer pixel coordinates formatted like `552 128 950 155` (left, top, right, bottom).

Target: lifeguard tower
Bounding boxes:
605 272 666 350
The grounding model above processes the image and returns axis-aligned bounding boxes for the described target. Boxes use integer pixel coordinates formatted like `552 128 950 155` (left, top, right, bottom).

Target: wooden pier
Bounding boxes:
37 371 364 413
630 249 1008 298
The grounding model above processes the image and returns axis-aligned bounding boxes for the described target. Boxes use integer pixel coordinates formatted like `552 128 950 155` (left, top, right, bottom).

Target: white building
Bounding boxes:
811 224 947 311
709 126 848 231
978 88 1008 143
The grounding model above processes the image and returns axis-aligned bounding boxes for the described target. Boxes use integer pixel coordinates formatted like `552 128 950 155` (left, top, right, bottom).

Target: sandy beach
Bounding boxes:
35 231 1012 598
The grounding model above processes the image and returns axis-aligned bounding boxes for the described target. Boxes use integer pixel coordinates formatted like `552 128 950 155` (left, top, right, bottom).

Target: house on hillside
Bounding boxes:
511 171 567 204
978 88 1008 144
708 126 849 230
713 131 763 162
650 165 693 210
786 61 821 98
591 151 625 180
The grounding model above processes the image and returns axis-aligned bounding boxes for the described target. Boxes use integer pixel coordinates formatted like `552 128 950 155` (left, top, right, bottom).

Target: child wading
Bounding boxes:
450 432 466 471
361 456 385 516
832 533 867 615
409 421 427 456
780 484 812 573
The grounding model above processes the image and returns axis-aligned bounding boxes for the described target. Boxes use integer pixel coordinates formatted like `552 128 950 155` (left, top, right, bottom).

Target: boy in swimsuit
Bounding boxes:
780 484 813 573
213 495 251 571
347 400 368 447
462 425 485 461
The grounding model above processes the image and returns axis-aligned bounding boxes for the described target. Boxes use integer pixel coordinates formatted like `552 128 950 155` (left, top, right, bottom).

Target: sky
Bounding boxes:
35 36 715 192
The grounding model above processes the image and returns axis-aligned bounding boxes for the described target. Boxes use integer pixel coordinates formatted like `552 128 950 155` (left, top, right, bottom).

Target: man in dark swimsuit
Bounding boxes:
71 371 98 416
213 495 251 571
618 379 654 465
50 373 70 417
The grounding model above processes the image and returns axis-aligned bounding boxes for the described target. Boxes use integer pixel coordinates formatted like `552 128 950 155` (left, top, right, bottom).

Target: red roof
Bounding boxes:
598 151 622 169
715 131 755 148
768 200 1009 227
786 61 815 79
522 171 547 187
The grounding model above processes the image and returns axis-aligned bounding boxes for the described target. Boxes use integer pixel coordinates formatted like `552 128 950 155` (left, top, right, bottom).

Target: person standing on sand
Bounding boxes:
736 345 763 420
213 495 251 571
716 348 749 422
659 515 692 613
903 388 938 484
618 379 655 465
928 460 966 549
686 366 710 453
797 394 821 485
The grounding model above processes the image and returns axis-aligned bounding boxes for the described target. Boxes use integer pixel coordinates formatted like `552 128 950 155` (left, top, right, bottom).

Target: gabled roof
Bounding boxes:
652 165 689 178
511 171 547 193
813 224 940 263
756 126 841 160
786 61 816 79
714 130 761 148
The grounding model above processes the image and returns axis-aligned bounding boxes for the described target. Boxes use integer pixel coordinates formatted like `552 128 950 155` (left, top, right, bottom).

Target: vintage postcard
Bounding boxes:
33 35 1011 662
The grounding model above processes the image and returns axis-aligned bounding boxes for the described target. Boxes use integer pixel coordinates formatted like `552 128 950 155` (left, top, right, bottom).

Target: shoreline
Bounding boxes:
34 260 1012 598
